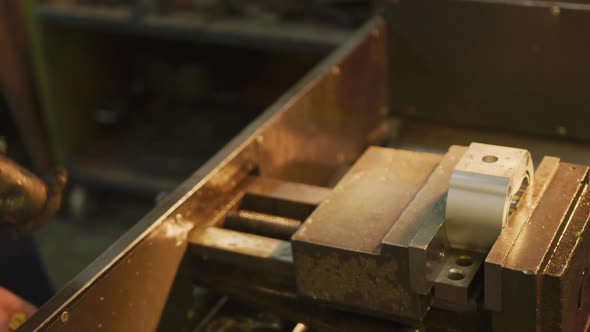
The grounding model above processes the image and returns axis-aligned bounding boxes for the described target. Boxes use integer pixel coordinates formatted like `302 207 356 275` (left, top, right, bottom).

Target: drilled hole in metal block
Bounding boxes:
456 256 473 267
447 268 465 281
482 155 499 163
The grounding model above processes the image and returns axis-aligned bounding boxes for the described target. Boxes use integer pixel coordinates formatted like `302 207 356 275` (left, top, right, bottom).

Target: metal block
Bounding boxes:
190 227 293 271
494 162 589 331
293 146 441 253
484 156 560 311
241 176 331 221
190 227 294 290
539 185 590 331
292 146 442 320
403 145 467 295
433 249 484 309
446 143 533 251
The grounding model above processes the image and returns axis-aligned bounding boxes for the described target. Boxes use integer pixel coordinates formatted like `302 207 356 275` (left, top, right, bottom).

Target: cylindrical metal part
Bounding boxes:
224 210 301 240
0 155 48 225
446 143 533 251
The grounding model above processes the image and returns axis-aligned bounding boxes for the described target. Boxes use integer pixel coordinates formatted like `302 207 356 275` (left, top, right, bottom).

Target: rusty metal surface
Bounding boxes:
380 0 590 141
484 156 560 311
19 17 387 332
494 162 589 331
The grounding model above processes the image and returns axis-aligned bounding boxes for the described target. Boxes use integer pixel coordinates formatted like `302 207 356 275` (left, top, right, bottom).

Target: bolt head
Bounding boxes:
60 311 69 323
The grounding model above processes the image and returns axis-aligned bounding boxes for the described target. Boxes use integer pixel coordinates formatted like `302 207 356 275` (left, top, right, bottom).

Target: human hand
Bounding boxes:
0 287 36 332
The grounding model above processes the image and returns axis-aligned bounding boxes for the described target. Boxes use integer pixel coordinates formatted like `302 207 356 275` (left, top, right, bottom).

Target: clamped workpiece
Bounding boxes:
189 142 590 331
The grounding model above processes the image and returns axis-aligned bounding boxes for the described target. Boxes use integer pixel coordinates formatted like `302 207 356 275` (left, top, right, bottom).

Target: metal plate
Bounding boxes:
380 0 590 141
404 146 467 295
540 185 590 331
494 162 588 331
484 156 560 311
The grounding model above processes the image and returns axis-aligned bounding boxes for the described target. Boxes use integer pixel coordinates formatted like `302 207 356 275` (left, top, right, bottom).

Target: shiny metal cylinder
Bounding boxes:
0 156 48 225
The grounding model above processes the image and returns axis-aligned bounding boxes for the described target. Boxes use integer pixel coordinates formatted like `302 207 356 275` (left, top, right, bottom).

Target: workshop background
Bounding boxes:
0 1 371 290
2 0 590 305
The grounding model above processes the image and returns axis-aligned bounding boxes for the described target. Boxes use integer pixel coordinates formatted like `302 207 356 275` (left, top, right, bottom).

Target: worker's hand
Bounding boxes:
0 287 36 332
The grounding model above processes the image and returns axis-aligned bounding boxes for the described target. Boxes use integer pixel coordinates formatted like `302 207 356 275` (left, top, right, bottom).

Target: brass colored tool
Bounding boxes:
0 142 66 233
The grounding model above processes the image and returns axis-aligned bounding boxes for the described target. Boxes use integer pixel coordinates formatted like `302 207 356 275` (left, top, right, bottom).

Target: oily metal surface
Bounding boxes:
494 163 589 331
380 0 590 141
484 156 560 311
540 185 590 332
20 18 388 332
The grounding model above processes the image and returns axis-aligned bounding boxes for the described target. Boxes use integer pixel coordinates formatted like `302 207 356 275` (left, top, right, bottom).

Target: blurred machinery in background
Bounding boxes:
57 0 370 28
5 0 590 331
24 0 372 216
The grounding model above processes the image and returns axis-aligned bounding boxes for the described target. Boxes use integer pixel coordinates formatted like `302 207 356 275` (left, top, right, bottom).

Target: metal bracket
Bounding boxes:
446 143 533 251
